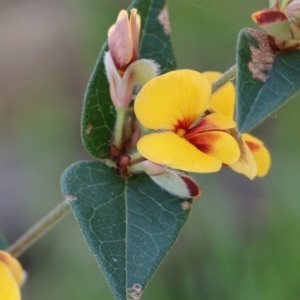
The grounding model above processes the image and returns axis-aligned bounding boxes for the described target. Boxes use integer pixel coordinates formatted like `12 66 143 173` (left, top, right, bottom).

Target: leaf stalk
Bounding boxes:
7 200 71 258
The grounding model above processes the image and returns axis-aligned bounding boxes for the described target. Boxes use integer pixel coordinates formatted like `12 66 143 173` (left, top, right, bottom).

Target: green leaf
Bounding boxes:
0 232 8 250
81 0 176 158
236 28 300 133
61 161 191 300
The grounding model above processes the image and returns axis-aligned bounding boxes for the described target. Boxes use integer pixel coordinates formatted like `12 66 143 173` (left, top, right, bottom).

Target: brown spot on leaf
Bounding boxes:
126 284 143 300
181 201 193 210
64 195 77 202
248 29 277 82
85 123 93 135
157 5 171 35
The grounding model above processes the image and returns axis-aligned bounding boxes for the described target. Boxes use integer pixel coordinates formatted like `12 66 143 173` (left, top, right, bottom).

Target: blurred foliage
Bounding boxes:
0 0 300 299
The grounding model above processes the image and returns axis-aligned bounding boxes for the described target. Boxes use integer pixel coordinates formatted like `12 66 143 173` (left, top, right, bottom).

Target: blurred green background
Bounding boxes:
1 0 300 299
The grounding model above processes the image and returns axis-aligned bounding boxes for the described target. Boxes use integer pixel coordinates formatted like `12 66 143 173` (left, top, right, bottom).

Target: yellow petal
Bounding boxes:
187 131 240 165
0 251 24 286
137 132 222 173
108 10 133 69
203 71 235 119
229 133 257 179
134 70 212 131
0 261 21 300
243 133 271 177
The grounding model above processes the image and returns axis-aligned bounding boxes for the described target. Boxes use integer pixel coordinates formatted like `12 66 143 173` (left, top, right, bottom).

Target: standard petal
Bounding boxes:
243 133 271 177
108 10 133 70
137 132 222 173
203 71 235 119
185 113 236 137
0 262 21 300
229 133 257 179
187 131 240 165
134 70 212 131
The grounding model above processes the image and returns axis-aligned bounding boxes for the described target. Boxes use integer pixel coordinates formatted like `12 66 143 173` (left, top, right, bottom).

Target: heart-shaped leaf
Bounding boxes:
61 161 191 300
81 0 176 158
236 28 300 133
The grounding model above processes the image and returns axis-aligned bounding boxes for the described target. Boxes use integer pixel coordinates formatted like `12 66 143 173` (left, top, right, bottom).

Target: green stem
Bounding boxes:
211 64 237 94
114 107 126 149
7 201 71 258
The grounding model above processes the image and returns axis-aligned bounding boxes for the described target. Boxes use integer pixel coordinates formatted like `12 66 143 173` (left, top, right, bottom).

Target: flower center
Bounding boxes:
176 128 186 137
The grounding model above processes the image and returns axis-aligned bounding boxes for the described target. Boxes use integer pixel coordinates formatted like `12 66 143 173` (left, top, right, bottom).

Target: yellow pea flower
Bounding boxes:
0 251 25 300
204 71 271 179
134 70 240 173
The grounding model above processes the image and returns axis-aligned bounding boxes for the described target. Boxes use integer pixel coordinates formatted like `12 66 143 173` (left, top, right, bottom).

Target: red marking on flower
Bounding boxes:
252 10 287 25
185 117 217 137
246 141 260 151
174 118 191 133
185 127 221 154
179 174 201 198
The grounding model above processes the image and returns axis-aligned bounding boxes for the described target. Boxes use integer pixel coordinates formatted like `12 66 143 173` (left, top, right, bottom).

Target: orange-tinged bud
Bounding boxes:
104 9 160 108
108 9 140 71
